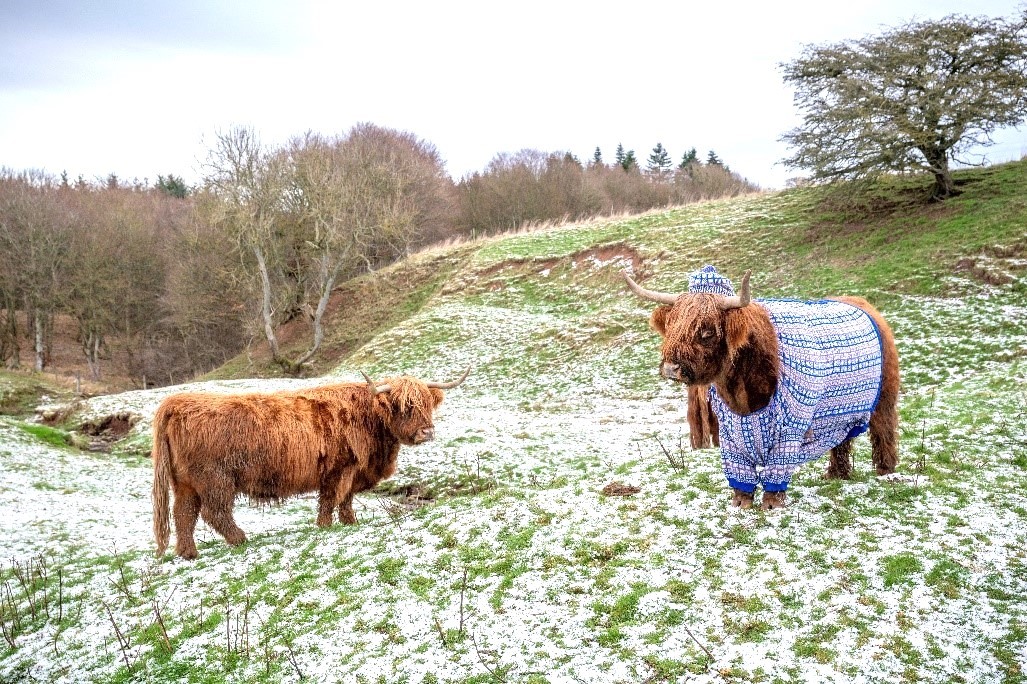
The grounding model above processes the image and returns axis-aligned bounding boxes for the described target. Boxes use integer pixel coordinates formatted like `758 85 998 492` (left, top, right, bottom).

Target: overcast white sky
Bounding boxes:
1 0 1025 190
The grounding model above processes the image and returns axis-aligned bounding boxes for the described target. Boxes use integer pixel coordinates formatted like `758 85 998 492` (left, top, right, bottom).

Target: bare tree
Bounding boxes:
203 126 292 366
284 125 454 369
64 187 165 380
0 170 71 371
203 124 453 374
781 10 1027 200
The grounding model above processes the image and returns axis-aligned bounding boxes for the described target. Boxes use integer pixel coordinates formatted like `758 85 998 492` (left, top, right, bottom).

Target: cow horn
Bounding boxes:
719 270 752 310
622 270 679 305
426 364 471 390
360 371 391 395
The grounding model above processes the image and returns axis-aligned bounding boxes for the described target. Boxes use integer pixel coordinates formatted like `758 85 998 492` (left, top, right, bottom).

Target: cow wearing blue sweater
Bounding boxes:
625 266 900 510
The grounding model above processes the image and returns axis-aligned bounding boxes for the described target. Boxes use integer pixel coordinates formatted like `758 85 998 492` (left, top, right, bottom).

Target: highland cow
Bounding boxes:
625 266 899 510
152 368 469 559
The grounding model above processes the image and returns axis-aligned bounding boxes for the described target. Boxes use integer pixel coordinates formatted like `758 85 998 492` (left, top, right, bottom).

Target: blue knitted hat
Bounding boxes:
688 265 736 296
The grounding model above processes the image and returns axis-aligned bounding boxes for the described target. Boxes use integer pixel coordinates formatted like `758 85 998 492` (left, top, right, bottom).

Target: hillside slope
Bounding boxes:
2 162 1026 684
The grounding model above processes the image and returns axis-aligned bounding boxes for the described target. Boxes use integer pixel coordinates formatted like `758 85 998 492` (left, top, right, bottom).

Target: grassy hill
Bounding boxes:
1 161 1026 683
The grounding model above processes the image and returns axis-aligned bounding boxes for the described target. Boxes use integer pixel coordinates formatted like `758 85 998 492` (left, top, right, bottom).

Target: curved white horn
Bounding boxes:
426 364 471 390
361 371 391 395
622 270 679 305
718 270 752 310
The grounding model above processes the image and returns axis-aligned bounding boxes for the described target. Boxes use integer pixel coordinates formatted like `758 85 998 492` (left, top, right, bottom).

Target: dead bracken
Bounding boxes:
601 481 641 497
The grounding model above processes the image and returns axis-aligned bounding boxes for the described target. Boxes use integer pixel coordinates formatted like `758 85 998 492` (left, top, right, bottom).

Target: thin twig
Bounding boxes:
470 633 507 682
102 600 133 669
459 569 468 636
284 641 305 680
682 624 714 666
151 599 172 652
433 617 448 646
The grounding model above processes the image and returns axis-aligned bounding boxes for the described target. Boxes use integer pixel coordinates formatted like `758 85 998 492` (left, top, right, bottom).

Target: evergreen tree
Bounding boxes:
647 143 672 174
706 150 722 166
678 148 699 169
621 150 638 172
592 147 603 166
614 143 626 167
156 174 189 199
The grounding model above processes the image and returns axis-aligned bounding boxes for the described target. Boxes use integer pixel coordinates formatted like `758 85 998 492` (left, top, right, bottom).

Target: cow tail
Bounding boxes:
152 410 172 558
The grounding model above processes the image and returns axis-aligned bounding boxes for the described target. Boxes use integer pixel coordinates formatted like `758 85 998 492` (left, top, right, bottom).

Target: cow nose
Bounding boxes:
418 428 435 443
661 362 681 381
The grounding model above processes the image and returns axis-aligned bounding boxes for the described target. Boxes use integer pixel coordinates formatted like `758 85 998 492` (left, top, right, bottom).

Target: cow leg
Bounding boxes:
318 466 355 527
172 484 201 560
198 488 247 547
825 438 854 479
869 392 899 476
338 471 371 525
760 490 787 510
731 488 754 509
337 491 357 525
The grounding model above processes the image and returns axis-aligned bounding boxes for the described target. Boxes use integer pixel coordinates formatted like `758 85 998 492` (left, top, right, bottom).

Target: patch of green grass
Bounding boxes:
16 422 75 449
793 624 842 664
925 558 969 599
881 553 924 588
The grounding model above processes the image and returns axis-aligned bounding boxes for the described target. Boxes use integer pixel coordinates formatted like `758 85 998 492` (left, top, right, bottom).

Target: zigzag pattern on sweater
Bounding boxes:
710 298 884 493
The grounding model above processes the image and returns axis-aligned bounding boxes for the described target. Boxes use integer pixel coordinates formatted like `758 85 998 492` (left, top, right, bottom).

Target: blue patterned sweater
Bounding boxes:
711 298 884 492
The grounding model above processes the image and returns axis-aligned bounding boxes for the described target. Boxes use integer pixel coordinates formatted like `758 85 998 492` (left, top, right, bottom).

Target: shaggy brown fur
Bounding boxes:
687 384 719 448
152 377 446 559
649 291 900 504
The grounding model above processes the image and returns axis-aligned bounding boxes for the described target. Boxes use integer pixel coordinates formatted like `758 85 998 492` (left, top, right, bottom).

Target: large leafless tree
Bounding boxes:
781 11 1027 200
204 124 453 374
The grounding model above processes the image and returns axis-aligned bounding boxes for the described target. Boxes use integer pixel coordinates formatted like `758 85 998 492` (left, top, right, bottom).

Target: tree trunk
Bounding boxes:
920 146 956 201
85 330 101 381
930 170 956 201
292 258 345 369
0 297 18 368
33 309 45 371
252 245 281 363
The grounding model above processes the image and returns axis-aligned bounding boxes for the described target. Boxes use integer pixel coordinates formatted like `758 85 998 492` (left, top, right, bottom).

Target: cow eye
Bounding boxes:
698 327 718 343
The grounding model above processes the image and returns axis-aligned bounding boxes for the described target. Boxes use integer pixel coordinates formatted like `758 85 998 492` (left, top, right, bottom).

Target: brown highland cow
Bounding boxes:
625 266 900 510
152 368 469 559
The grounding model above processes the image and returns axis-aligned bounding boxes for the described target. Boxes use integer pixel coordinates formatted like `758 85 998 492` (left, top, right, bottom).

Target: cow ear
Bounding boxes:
429 388 444 407
724 308 751 352
649 306 672 336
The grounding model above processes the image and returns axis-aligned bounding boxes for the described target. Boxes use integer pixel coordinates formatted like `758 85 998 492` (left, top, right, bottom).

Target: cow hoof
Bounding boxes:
177 548 198 560
822 469 850 480
761 491 787 510
731 489 754 509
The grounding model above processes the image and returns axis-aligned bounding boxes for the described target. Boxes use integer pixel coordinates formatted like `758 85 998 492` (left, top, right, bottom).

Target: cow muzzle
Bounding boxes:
661 362 692 383
414 428 435 444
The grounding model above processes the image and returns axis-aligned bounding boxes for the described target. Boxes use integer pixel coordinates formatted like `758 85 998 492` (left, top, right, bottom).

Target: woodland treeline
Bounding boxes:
0 123 757 385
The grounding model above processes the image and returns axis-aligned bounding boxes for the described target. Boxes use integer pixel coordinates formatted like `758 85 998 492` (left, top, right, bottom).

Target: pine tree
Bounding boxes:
621 150 638 172
592 147 603 166
647 143 672 175
706 150 722 166
156 174 189 199
614 143 626 167
678 148 699 169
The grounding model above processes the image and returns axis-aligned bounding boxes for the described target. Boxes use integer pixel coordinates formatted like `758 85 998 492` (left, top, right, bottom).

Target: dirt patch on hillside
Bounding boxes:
954 237 1027 286
479 243 647 291
573 243 645 273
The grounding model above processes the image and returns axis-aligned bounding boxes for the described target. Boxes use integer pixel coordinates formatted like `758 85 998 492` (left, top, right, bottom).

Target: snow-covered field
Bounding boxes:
2 198 1026 683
